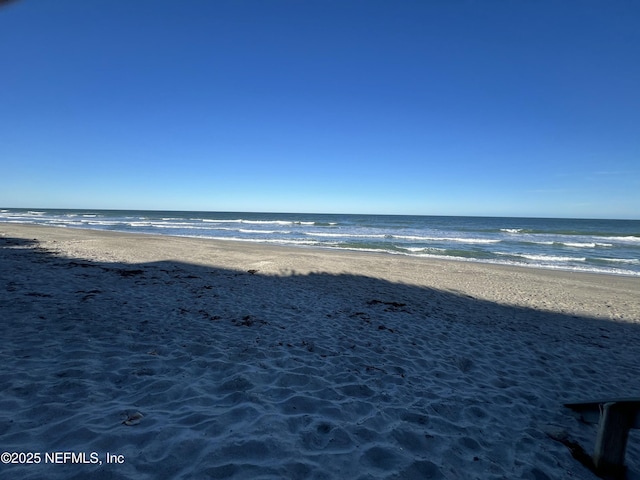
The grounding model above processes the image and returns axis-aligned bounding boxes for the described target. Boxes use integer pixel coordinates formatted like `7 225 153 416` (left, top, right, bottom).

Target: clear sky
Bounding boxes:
1 1 639 218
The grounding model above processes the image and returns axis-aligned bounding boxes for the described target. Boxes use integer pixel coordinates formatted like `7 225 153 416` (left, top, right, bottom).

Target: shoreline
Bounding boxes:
2 223 639 322
2 221 639 277
2 211 639 279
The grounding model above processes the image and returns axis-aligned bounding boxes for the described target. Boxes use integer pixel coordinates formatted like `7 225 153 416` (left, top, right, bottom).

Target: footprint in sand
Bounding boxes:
122 411 144 426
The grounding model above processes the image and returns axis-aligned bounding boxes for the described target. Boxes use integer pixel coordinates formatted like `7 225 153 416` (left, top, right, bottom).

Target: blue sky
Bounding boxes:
1 1 639 218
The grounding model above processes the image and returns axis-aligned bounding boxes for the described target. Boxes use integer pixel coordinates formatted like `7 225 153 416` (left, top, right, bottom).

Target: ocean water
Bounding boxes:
1 208 639 276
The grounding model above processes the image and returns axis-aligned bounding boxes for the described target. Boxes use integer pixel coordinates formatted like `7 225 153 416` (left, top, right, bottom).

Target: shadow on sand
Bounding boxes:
1 234 639 480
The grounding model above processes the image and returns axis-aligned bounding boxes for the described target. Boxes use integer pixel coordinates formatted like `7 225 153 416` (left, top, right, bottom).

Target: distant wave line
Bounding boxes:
304 232 501 244
199 218 335 226
496 252 587 263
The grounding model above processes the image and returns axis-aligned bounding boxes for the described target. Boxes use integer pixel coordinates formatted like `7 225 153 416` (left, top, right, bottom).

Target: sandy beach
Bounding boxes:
1 224 639 479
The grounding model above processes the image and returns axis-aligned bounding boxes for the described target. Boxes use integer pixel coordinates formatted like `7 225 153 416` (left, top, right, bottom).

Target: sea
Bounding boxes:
1 208 639 277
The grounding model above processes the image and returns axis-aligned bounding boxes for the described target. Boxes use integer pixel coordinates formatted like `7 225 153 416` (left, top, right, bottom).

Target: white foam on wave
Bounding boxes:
520 239 615 249
303 232 387 239
602 235 640 243
46 219 81 225
152 225 236 232
561 242 613 248
125 222 234 231
186 235 322 246
127 221 203 228
402 246 446 253
514 239 613 248
596 257 640 265
330 245 406 255
393 234 500 244
242 220 293 225
238 229 285 235
500 228 523 233
201 219 293 226
145 221 202 227
198 218 330 227
517 253 586 263
84 221 123 226
401 251 476 261
127 221 161 227
451 237 501 244
201 219 242 223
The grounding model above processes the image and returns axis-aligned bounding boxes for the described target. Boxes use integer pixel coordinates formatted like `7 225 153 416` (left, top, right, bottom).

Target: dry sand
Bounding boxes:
1 224 639 479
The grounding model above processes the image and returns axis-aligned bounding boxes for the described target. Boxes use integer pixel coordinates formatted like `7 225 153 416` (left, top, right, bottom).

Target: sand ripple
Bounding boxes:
1 230 640 479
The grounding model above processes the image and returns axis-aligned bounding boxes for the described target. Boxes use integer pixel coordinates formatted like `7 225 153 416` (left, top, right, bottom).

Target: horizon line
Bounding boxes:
2 206 638 222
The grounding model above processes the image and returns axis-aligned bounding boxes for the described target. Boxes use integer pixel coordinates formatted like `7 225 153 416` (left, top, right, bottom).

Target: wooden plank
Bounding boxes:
564 398 640 428
593 402 635 478
565 398 640 410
